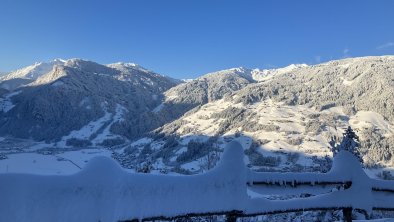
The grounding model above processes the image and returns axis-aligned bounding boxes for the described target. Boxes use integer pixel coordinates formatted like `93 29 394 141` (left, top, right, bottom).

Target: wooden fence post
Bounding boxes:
343 207 352 222
225 213 237 222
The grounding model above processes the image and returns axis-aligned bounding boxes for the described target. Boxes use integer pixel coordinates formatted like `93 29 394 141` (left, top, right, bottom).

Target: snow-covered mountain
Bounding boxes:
152 64 308 122
0 59 66 90
150 67 257 123
113 56 394 177
1 56 394 179
0 59 179 144
251 64 308 82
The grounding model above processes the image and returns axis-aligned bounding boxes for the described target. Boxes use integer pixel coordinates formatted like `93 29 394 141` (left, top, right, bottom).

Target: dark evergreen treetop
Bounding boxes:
330 126 363 164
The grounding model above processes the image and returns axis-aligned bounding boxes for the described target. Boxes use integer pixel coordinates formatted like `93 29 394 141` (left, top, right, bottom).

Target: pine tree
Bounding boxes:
330 126 363 163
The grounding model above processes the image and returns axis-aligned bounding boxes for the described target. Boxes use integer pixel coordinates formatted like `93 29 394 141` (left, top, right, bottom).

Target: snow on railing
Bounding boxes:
0 141 394 222
246 146 394 221
248 150 394 192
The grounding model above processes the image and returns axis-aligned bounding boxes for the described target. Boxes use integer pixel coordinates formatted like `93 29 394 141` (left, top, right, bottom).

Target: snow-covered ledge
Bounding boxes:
0 141 248 222
1 141 394 222
245 151 374 215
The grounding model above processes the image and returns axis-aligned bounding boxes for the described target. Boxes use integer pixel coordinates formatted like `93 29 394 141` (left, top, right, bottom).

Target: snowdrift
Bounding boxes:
1 141 394 222
0 141 247 222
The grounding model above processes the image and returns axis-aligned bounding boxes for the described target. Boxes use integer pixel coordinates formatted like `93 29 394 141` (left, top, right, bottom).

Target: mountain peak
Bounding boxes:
1 59 66 81
113 62 139 67
107 62 149 73
251 63 308 81
198 64 308 83
201 66 253 79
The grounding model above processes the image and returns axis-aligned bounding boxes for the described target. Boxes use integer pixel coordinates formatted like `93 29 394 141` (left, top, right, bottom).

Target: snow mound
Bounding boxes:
246 151 381 214
0 141 248 222
1 142 393 221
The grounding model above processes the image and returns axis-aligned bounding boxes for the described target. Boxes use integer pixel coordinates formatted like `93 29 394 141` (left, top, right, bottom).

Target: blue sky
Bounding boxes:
1 0 394 79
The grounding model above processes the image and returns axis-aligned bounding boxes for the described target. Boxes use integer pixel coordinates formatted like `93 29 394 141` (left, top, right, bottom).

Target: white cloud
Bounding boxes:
342 48 350 58
377 42 394 50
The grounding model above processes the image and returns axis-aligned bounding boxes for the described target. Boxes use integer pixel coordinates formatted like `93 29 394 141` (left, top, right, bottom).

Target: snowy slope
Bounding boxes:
0 59 179 142
0 90 21 113
122 95 394 175
0 59 66 90
1 59 66 80
129 99 334 173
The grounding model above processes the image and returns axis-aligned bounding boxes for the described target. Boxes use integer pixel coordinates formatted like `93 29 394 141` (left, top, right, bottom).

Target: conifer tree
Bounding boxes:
330 126 363 163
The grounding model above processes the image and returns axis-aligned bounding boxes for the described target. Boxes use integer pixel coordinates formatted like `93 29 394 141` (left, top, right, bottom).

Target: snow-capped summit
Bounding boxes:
200 67 254 82
113 62 139 68
165 66 255 105
0 58 181 143
2 59 67 80
251 64 308 82
107 62 148 72
0 59 68 90
197 64 308 83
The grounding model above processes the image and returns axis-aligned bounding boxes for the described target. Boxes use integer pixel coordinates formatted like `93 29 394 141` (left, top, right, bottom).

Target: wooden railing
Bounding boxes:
123 142 394 222
1 141 394 222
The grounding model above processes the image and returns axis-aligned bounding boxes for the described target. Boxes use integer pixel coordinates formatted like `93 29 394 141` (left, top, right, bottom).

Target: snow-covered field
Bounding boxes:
0 148 114 175
350 111 393 137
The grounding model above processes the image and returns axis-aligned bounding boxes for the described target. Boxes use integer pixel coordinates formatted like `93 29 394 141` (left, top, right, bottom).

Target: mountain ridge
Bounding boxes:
1 56 394 174
114 55 394 175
